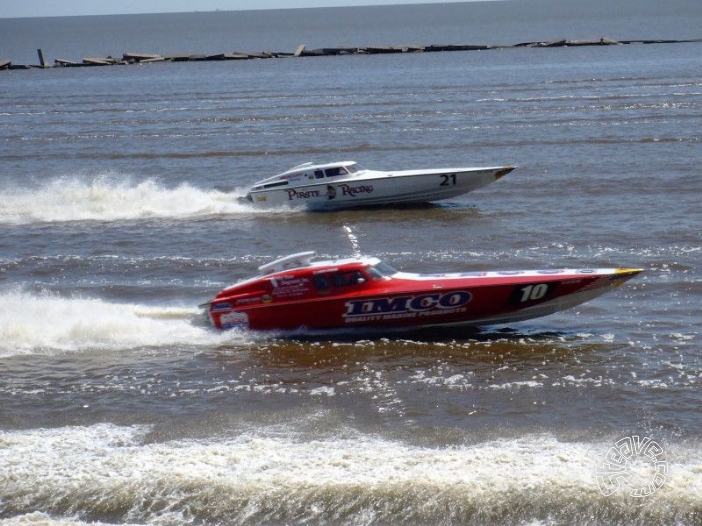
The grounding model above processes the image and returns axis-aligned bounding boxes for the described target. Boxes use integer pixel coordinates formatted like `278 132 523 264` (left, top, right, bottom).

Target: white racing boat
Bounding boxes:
244 161 515 210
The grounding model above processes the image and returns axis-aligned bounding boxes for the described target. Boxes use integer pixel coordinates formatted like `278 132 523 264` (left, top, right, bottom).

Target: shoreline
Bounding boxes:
2 37 701 71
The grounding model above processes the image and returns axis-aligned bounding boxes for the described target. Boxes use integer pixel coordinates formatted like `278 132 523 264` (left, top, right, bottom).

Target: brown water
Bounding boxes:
1 2 701 524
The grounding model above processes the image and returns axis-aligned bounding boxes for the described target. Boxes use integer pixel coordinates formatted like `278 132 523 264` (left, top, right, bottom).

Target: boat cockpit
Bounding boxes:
312 163 360 179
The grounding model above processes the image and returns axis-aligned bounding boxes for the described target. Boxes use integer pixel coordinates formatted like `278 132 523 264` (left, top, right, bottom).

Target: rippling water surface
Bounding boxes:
1 1 701 524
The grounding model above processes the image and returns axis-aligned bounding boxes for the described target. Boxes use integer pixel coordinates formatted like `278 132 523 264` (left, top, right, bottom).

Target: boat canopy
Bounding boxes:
282 161 359 180
259 251 316 274
250 161 361 191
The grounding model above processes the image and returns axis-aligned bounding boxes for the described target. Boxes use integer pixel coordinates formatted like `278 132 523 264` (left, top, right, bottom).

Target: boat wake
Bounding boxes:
0 290 247 357
0 173 264 225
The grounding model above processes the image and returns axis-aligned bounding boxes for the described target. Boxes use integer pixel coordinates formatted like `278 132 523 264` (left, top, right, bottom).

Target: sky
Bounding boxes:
2 0 486 19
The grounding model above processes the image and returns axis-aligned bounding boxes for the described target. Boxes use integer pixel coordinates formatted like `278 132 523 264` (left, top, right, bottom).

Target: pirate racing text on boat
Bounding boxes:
245 161 516 210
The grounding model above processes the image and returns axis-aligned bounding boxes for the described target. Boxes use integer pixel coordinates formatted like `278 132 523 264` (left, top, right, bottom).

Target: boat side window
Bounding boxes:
331 270 365 287
325 167 347 177
313 275 330 290
314 170 324 179
314 270 366 290
347 165 358 173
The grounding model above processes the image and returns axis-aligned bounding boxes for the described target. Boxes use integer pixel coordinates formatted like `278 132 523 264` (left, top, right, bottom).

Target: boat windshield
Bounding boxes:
367 262 398 280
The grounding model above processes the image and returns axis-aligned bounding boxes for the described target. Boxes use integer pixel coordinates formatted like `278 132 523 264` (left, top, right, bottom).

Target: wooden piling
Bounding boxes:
223 52 252 60
122 52 163 62
54 58 79 67
3 37 700 73
37 48 48 68
83 57 113 66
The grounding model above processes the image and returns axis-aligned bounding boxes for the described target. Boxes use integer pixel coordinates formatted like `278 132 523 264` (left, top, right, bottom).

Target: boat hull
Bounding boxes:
247 166 514 210
205 268 641 332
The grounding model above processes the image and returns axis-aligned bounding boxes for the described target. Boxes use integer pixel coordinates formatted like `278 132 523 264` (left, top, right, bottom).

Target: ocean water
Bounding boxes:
1 1 701 524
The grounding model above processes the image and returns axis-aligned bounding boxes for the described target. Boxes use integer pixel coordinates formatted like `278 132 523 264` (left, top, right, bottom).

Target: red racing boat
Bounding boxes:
201 251 642 331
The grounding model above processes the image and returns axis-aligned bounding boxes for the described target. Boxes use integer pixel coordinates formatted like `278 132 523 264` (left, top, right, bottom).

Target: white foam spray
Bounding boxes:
343 225 362 257
0 173 253 224
0 290 234 356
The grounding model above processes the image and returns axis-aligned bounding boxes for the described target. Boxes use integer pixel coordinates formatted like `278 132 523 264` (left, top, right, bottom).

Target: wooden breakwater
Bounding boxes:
2 37 700 71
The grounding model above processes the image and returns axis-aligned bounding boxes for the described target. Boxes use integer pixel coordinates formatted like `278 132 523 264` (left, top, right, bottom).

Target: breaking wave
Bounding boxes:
0 423 700 525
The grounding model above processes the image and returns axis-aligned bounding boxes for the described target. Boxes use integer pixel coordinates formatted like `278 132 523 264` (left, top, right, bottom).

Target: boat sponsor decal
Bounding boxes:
286 183 374 201
271 275 311 297
255 195 267 202
211 302 232 311
339 183 373 197
287 188 322 200
220 310 249 329
343 291 472 323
